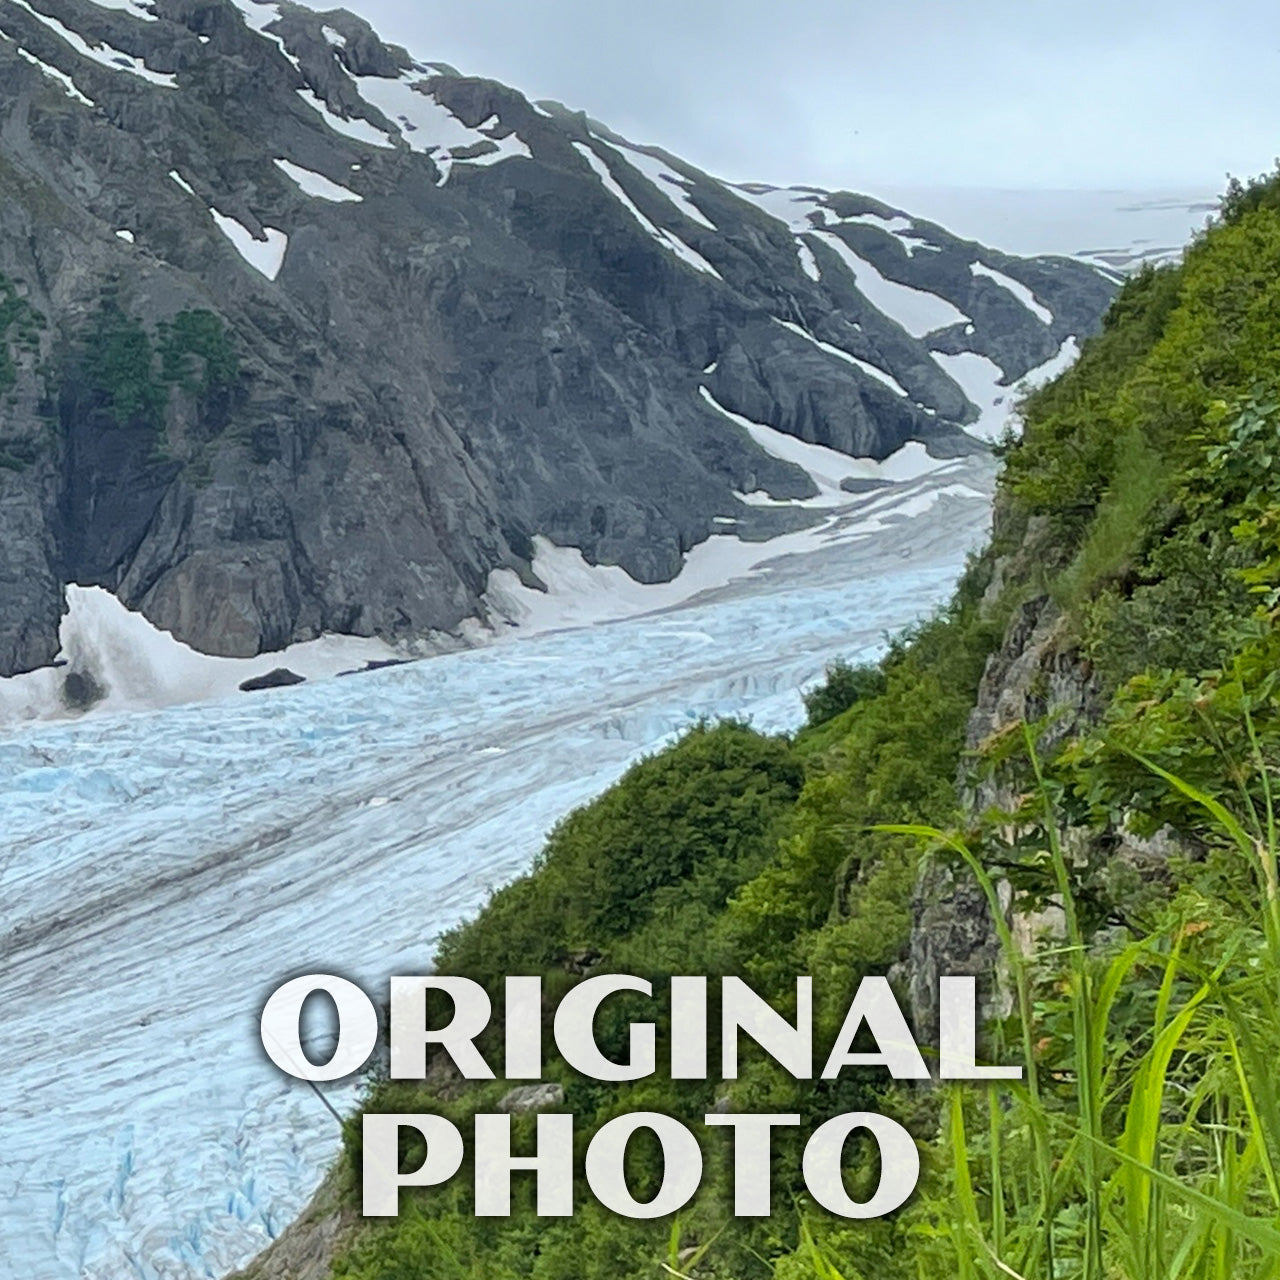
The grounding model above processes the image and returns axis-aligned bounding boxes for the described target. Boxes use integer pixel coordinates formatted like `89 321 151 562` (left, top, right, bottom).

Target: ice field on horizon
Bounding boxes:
0 462 994 1280
870 185 1219 271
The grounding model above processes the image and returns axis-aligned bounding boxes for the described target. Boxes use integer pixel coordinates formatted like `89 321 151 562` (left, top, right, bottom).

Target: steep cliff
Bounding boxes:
0 0 1114 676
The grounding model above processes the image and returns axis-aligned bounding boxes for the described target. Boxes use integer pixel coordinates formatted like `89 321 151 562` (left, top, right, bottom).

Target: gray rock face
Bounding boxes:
498 1082 566 1114
908 589 1105 1038
0 0 1116 674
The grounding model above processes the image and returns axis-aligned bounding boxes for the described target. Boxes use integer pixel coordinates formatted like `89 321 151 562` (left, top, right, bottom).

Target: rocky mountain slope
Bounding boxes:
0 0 1114 678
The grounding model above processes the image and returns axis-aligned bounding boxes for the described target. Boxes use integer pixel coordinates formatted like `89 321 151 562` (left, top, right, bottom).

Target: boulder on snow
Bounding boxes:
62 670 105 711
239 668 307 693
839 477 892 494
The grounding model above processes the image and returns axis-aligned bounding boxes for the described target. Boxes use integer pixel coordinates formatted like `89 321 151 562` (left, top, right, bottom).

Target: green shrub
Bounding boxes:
435 720 804 985
64 293 239 436
78 295 166 428
999 262 1185 534
0 273 45 394
1218 162 1280 225
157 309 239 392
802 660 887 728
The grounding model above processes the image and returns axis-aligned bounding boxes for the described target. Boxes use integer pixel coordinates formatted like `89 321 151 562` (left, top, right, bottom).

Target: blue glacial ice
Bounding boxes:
0 468 992 1279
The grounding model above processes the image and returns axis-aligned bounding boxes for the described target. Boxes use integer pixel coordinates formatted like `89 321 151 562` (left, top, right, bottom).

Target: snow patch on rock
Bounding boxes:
0 587 402 728
796 240 821 281
773 319 908 397
846 211 913 234
296 87 393 147
969 261 1054 324
84 0 157 19
933 351 1014 441
12 0 175 86
209 210 288 280
274 158 362 203
10 41 96 104
699 387 951 505
935 336 1082 441
573 142 721 278
730 183 825 233
606 139 717 230
352 72 530 182
817 230 968 337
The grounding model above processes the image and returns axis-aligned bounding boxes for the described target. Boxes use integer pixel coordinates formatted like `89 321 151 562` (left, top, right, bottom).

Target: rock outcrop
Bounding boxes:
498 1082 566 1114
907 506 1106 1036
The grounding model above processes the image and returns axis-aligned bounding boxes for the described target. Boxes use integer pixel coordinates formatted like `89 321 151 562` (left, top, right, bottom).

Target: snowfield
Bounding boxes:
1 461 994 1280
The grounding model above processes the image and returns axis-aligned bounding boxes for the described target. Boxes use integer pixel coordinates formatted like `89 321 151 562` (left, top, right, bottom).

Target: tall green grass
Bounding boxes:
864 723 1280 1280
1052 427 1170 613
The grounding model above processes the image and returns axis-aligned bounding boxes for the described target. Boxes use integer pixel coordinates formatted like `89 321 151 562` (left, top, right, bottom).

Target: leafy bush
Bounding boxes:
802 660 887 728
1218 162 1280 225
732 590 1003 993
78 294 166 429
999 262 1185 534
435 720 804 985
67 292 239 436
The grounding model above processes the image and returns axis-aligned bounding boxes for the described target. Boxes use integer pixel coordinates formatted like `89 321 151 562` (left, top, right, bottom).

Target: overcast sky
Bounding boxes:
337 0 1277 193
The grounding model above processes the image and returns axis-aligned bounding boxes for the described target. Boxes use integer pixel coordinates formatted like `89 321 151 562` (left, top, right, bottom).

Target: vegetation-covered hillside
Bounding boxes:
305 167 1280 1280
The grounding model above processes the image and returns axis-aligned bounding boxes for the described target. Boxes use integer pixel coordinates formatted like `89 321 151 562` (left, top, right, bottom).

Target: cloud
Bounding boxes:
339 0 1279 191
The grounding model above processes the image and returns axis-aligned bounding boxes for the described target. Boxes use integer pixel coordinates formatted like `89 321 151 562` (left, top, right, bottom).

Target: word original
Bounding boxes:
260 972 1019 1219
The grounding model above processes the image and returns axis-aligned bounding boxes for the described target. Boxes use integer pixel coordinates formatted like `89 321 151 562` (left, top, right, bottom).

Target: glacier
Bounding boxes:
0 464 994 1279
